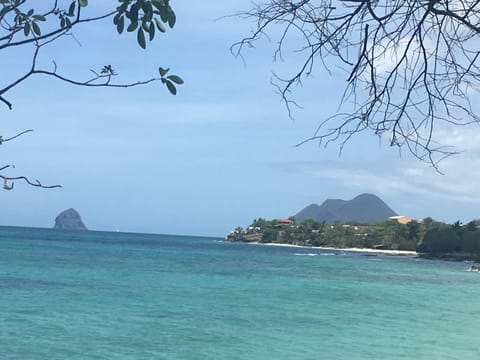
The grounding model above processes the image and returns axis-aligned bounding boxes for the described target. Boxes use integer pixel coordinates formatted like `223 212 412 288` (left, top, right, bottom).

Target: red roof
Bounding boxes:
278 219 293 224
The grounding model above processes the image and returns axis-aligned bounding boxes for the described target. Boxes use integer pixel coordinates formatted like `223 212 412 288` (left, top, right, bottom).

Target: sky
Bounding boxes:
1 1 480 237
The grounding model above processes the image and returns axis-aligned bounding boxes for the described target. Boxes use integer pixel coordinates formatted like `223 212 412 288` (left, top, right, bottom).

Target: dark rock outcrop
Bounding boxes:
295 193 397 224
53 208 88 230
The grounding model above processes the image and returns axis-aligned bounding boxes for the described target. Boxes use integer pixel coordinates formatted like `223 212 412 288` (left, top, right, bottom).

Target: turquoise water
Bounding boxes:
0 226 479 359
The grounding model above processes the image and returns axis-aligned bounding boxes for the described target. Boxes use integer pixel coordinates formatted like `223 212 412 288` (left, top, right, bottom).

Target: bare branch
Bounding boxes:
0 129 33 144
235 0 480 166
0 175 62 190
0 95 12 109
32 69 160 89
0 129 59 189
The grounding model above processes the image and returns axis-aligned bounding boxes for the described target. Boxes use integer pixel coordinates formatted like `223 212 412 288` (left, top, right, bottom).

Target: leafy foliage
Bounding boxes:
418 220 480 258
0 0 183 109
0 0 183 189
114 0 176 48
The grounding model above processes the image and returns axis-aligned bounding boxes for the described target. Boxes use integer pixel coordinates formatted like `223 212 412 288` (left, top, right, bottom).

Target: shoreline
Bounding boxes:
255 242 417 256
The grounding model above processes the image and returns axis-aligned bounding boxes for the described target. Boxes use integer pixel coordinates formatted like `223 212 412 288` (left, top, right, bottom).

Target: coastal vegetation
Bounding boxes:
226 217 480 260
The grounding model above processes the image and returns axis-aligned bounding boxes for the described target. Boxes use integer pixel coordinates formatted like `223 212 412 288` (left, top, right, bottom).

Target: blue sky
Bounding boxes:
1 1 479 236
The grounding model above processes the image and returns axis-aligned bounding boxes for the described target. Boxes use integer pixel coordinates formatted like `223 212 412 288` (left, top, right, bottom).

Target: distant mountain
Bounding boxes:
295 193 397 224
53 208 88 230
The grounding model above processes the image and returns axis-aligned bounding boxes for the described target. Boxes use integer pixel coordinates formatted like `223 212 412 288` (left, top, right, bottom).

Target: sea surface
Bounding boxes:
0 226 479 359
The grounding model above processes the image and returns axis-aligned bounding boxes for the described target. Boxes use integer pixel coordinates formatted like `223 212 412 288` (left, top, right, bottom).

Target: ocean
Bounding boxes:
0 226 479 359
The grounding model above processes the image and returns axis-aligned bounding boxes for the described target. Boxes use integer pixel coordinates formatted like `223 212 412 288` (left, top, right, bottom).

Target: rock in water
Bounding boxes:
54 208 88 230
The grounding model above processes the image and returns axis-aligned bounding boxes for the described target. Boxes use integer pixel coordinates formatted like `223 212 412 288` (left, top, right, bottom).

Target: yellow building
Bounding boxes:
388 215 412 224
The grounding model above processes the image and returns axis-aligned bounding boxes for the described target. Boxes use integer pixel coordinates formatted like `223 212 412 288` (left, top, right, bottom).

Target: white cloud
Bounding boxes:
434 126 480 153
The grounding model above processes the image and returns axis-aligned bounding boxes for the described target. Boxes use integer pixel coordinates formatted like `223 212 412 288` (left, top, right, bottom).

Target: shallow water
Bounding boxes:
0 226 478 359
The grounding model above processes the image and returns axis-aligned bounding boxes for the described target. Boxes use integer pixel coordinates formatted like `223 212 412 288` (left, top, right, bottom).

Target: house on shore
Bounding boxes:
388 215 412 224
274 219 294 228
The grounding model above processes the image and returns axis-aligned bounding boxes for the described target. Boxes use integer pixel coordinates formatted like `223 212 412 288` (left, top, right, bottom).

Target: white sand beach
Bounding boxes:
257 242 417 256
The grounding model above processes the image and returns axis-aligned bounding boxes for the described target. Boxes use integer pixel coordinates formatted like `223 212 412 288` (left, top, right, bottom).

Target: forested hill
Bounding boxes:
295 193 397 224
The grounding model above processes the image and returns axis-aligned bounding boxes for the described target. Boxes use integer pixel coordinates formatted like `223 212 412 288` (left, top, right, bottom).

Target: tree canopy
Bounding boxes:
234 0 480 167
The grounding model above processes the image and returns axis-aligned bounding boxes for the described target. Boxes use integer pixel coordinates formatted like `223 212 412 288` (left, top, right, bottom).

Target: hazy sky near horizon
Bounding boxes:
1 1 480 236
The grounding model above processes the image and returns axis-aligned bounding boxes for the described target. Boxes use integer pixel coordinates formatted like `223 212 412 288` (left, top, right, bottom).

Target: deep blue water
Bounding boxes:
0 226 479 359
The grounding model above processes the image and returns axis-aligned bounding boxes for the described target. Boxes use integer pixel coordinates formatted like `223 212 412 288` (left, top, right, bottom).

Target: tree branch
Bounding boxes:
235 0 480 167
0 175 62 190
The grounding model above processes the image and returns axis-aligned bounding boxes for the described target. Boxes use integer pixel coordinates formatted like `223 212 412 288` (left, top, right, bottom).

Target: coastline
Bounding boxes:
256 242 417 256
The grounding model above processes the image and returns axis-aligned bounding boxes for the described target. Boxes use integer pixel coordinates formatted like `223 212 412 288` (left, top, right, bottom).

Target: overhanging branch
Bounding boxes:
234 0 480 167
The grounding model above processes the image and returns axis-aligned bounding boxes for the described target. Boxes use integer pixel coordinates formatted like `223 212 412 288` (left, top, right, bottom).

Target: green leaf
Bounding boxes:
165 80 177 95
117 2 128 14
116 16 124 34
113 13 120 25
159 67 169 77
14 15 20 26
0 6 12 18
23 22 30 36
137 27 146 49
152 0 165 11
142 2 152 21
126 21 138 32
148 21 155 41
155 18 165 33
167 75 184 85
79 0 88 7
158 6 168 22
68 1 76 16
32 14 46 21
129 3 138 20
31 21 41 35
142 2 151 13
27 9 34 16
167 9 176 28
